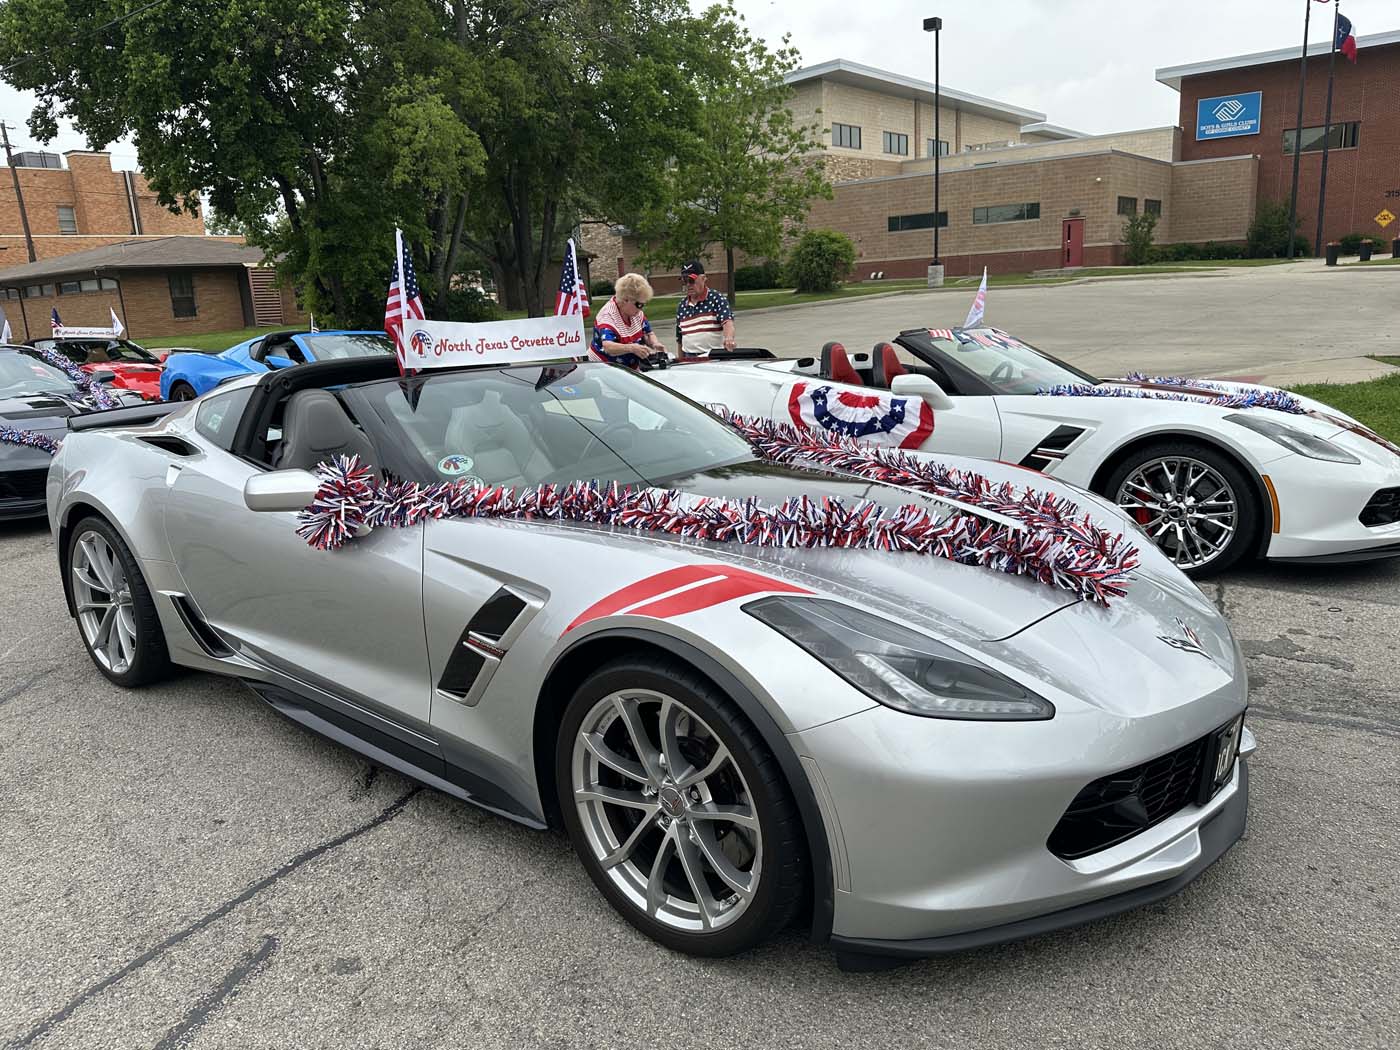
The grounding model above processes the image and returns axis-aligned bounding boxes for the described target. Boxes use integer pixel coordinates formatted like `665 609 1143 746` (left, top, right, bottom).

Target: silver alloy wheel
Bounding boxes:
572 689 762 933
1116 455 1238 570
172 384 196 402
71 529 138 674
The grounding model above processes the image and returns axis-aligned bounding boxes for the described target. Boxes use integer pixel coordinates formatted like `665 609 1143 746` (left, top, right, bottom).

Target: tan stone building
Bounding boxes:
584 58 1260 286
1 150 206 265
0 236 307 342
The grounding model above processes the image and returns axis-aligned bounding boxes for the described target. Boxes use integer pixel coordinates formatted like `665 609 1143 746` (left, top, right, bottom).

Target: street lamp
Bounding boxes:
923 16 943 287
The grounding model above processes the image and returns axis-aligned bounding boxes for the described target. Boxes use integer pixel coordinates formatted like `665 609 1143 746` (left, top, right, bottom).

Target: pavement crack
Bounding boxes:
1241 635 1354 672
1248 704 1400 741
2 787 420 1050
0 668 56 708
150 934 279 1050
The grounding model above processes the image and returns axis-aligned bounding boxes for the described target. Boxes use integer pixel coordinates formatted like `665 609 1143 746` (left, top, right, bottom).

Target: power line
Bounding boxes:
1 0 168 78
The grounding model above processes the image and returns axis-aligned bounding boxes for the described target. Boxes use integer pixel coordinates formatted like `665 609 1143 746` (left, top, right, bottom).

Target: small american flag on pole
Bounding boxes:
384 228 425 373
51 308 62 333
555 238 590 318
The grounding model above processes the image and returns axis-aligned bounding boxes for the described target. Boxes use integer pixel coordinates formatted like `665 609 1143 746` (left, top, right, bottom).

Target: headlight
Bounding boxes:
1226 412 1360 464
744 597 1054 721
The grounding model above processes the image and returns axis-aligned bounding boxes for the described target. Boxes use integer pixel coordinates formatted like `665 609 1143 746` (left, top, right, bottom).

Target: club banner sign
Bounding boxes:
1195 91 1262 140
53 326 120 339
787 382 934 449
400 315 588 370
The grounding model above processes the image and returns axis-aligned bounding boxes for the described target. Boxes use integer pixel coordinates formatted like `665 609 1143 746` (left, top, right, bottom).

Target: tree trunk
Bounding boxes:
726 243 736 306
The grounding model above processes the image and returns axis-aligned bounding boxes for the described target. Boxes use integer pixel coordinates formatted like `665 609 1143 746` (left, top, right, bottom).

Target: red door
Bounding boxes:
1061 218 1084 268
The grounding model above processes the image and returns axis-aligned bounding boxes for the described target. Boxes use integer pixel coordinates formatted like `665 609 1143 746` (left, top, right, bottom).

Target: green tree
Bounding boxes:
1121 212 1157 265
1247 199 1309 258
633 4 830 303
785 229 855 293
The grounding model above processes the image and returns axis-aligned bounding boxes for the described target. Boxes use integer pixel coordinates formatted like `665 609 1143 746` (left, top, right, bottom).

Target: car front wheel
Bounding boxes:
557 656 806 956
1103 440 1260 576
67 517 172 686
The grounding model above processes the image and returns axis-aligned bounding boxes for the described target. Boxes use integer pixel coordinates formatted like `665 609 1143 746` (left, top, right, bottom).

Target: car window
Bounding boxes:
928 329 1095 394
0 352 73 395
194 387 254 451
347 362 756 488
301 334 394 361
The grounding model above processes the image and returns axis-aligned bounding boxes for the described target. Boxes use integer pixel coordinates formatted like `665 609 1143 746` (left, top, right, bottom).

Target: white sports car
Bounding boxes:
654 330 1400 575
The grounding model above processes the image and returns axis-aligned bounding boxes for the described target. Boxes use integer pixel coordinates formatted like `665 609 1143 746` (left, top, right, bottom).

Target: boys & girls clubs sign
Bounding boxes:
1196 91 1262 140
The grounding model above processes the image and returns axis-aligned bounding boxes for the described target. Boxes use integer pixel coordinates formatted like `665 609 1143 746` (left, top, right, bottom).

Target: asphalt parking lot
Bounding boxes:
3 275 1400 1048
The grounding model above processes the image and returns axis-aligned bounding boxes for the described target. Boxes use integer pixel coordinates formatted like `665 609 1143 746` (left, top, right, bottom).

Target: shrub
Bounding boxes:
1121 212 1158 265
1337 233 1370 256
589 278 615 298
1246 199 1309 258
785 229 856 293
734 259 783 291
442 284 500 323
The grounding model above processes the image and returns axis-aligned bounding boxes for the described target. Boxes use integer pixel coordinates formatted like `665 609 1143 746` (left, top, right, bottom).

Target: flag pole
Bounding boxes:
1313 0 1341 258
1285 0 1313 259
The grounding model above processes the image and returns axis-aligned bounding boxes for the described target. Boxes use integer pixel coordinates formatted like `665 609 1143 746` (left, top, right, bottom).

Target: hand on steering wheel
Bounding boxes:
578 421 641 461
989 361 1017 383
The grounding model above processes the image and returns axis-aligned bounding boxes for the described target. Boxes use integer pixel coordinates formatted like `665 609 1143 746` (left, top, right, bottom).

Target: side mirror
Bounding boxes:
244 469 321 512
91 369 117 383
891 373 954 411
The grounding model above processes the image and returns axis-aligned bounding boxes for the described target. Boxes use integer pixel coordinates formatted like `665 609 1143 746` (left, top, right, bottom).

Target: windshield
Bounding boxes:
348 362 756 488
303 334 394 361
0 352 75 396
39 339 157 365
926 328 1097 394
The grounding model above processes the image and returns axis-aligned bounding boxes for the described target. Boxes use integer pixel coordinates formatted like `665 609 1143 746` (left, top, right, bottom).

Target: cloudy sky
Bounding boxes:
0 0 1393 163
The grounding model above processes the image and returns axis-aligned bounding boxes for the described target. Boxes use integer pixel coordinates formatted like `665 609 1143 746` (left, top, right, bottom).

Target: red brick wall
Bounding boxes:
1178 40 1400 246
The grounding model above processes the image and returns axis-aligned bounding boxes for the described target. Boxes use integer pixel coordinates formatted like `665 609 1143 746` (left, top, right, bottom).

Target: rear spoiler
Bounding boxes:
67 402 183 432
703 347 775 360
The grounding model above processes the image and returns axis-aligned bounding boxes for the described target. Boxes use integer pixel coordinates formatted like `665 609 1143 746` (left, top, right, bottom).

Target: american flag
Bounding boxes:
927 328 955 341
384 228 425 371
51 308 62 333
555 238 590 318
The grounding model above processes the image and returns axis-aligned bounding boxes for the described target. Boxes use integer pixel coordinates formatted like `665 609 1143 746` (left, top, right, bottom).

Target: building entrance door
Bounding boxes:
1061 218 1084 268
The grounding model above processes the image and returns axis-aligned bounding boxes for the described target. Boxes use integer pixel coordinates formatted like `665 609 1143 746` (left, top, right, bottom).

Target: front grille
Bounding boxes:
1360 488 1400 528
1048 734 1211 860
0 468 48 503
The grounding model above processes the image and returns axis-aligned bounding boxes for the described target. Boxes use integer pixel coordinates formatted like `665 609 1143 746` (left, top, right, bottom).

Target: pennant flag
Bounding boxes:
963 267 988 329
51 307 62 333
555 238 590 318
1335 12 1357 62
309 313 320 334
1 310 11 345
109 307 124 338
384 228 425 374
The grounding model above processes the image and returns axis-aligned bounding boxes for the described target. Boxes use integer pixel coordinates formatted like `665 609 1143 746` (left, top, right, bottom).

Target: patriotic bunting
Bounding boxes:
1040 376 1306 415
787 382 935 449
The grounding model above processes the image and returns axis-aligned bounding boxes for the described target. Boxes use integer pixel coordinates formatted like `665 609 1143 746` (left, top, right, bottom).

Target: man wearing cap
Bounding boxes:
674 261 736 358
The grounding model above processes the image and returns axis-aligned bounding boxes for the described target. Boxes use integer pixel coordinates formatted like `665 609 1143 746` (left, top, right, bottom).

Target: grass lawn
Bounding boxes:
1290 373 1400 443
141 326 282 352
1355 256 1400 266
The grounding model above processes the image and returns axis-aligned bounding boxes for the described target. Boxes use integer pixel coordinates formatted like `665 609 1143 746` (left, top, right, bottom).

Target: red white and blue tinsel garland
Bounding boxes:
0 425 61 456
0 345 122 454
1038 376 1305 415
298 415 1140 605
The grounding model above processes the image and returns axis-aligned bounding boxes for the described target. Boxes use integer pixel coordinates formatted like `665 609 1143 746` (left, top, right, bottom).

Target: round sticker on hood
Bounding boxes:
437 454 475 476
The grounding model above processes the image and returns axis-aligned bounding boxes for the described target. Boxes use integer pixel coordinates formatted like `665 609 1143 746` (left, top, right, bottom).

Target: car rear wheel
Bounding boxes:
67 517 172 686
169 381 198 402
556 656 805 956
1103 440 1260 576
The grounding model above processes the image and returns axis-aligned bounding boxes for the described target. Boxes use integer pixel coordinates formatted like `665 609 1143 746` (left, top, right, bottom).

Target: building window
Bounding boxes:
24 284 55 298
5 288 19 300
1117 196 1138 216
56 206 77 235
168 272 197 318
972 202 1041 225
832 123 862 150
1282 121 1360 154
926 139 949 158
1144 199 1162 217
887 211 949 232
882 131 909 156
58 281 81 295
99 277 119 291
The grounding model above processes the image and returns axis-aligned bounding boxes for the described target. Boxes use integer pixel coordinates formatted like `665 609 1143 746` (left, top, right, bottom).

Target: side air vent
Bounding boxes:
1019 425 1086 472
436 587 535 706
169 595 235 657
140 436 199 457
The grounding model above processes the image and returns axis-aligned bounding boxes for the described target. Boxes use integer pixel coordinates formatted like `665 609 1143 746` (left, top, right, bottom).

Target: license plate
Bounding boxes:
1198 714 1244 804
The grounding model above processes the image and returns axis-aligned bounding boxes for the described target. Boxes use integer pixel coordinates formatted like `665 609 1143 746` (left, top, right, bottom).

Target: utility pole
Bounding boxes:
1314 0 1340 259
1285 0 1313 259
1 122 38 263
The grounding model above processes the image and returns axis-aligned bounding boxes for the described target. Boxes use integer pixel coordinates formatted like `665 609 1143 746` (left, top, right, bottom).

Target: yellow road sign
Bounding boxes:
1377 209 1396 229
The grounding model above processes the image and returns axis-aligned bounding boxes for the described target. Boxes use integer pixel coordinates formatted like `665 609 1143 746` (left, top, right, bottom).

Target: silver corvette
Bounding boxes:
47 355 1254 969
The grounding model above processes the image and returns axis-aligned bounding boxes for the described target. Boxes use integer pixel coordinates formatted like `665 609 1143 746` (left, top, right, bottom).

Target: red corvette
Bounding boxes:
25 337 167 402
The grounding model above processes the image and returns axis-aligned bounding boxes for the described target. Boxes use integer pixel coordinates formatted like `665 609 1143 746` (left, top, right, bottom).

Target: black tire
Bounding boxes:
169 381 198 402
1100 439 1261 577
66 515 173 687
556 655 806 957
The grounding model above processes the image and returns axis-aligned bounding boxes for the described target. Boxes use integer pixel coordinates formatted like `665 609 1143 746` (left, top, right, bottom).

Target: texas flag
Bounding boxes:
1335 12 1357 63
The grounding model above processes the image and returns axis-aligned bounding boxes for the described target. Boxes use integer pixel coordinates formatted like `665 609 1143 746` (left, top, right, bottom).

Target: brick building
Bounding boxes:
1 150 205 265
0 236 307 342
1157 27 1400 250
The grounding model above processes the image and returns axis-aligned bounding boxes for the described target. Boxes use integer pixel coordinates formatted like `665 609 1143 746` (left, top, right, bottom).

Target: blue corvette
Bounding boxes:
160 330 394 401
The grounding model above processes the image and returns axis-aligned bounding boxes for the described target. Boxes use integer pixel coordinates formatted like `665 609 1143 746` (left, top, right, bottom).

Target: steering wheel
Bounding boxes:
989 361 1017 384
637 352 669 372
577 421 641 462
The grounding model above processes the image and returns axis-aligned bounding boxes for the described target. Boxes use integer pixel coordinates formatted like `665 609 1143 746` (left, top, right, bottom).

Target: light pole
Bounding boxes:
923 16 943 287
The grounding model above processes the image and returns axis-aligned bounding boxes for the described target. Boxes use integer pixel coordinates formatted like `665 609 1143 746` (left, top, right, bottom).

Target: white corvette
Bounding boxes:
653 329 1400 575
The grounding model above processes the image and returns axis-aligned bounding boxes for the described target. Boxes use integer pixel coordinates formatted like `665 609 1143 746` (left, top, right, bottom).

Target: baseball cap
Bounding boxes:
680 260 705 280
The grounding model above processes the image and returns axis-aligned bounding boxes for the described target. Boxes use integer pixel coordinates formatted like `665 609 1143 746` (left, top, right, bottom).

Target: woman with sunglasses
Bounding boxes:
590 273 668 368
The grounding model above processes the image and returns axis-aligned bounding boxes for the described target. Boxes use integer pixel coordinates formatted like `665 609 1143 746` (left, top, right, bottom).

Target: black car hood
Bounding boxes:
0 390 87 433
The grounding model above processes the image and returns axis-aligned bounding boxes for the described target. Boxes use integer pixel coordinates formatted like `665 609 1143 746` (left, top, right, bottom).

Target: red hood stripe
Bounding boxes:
565 563 809 633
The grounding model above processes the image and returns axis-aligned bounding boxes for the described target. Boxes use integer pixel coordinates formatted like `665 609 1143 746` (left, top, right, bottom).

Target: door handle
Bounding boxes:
165 464 183 487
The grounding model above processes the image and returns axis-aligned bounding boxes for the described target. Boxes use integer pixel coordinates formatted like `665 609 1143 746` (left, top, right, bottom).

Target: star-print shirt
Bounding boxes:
591 296 652 367
675 289 733 356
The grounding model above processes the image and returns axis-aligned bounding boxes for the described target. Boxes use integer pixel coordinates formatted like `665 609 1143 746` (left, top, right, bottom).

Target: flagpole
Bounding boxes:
1313 0 1341 258
1285 0 1313 259
395 227 408 374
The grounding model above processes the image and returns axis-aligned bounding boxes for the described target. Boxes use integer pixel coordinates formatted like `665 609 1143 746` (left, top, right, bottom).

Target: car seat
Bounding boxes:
444 388 553 486
273 389 377 471
819 341 863 386
870 343 908 389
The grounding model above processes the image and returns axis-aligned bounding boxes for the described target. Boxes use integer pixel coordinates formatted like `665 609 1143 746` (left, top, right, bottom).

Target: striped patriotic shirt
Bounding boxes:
675 289 733 355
